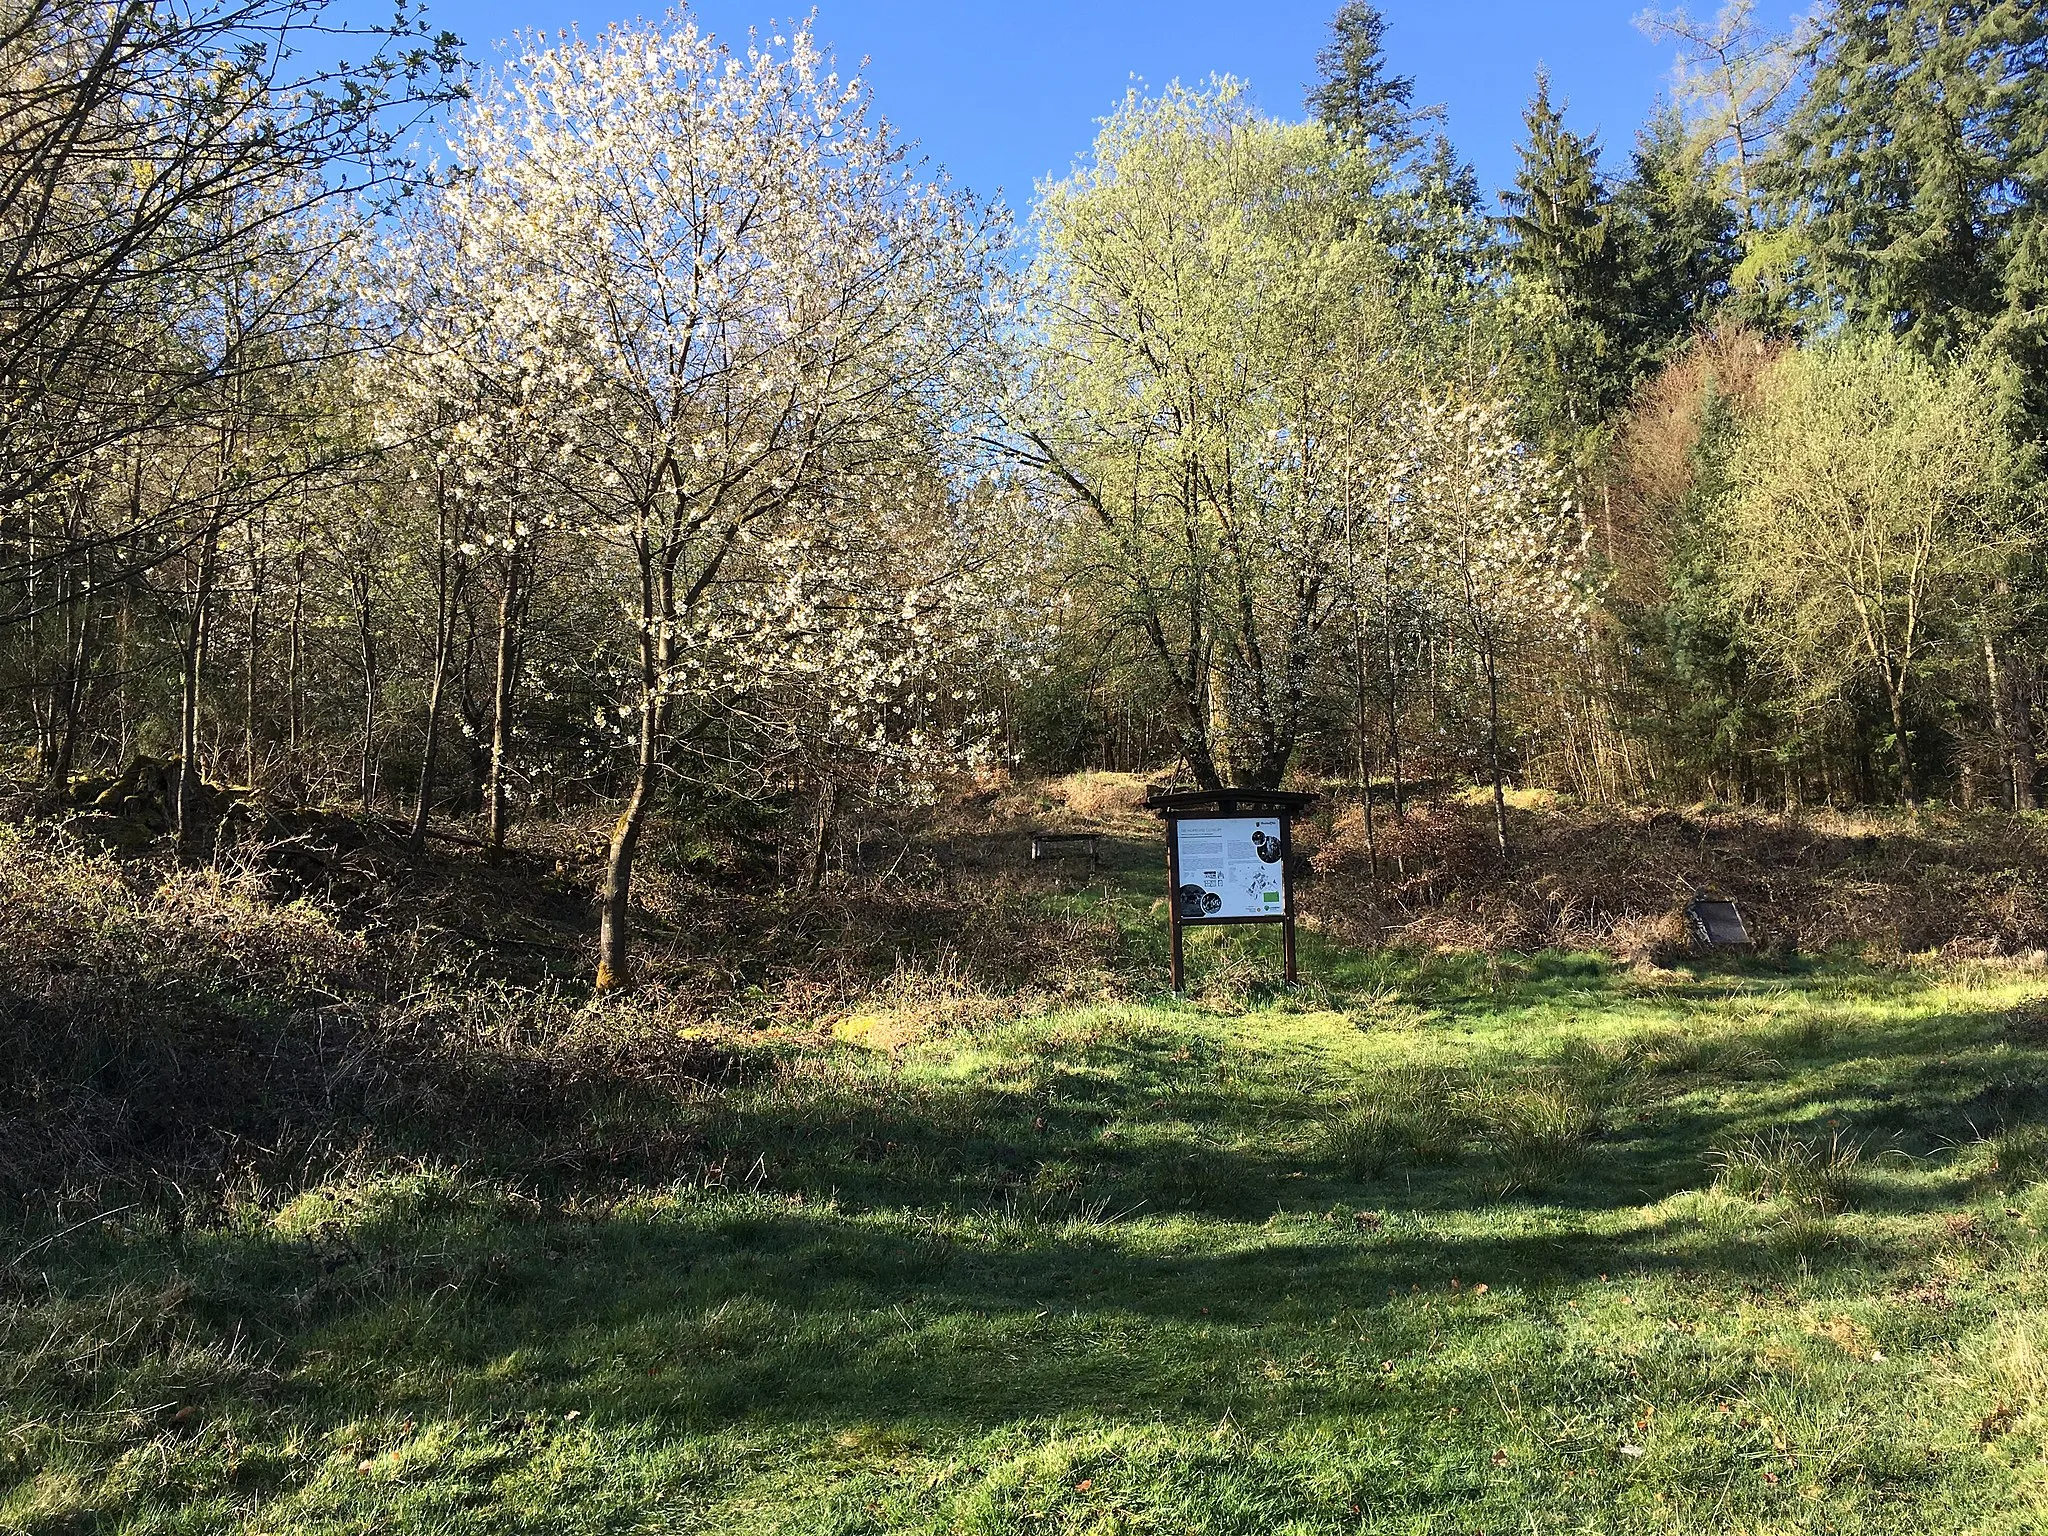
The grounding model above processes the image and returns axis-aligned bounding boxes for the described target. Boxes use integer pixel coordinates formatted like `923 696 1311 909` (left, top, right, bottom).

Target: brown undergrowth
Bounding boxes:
0 784 1132 1213
1298 795 2048 960
17 771 2048 1217
0 822 756 1216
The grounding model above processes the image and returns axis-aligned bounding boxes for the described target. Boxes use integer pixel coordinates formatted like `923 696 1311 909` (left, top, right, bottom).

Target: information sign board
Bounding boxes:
1171 817 1288 921
1146 787 1318 992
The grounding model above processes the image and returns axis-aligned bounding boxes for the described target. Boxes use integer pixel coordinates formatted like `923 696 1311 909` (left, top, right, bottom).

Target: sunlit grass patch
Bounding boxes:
1981 1122 2048 1190
8 948 2048 1533
1315 1067 1467 1176
1472 1072 1603 1191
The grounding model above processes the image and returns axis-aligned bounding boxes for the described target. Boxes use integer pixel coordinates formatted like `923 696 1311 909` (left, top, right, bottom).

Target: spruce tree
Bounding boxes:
1610 111 1739 376
1501 74 1626 440
1404 136 1495 302
1307 2 1493 367
1767 0 2048 358
1306 1 1437 164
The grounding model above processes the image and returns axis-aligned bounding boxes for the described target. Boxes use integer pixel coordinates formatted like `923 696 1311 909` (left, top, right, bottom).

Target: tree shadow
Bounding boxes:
62 1171 1970 1457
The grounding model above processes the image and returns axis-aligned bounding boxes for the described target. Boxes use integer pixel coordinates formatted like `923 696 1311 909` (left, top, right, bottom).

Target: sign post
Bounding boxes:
1145 788 1319 992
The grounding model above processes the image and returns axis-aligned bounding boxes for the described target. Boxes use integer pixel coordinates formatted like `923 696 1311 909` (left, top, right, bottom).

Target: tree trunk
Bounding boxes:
1886 673 1915 807
1185 733 1224 792
243 588 261 789
410 494 463 858
2014 651 2039 811
596 760 656 992
240 513 265 789
1355 630 1377 879
805 775 838 894
286 553 305 767
1384 611 1406 820
485 558 522 865
24 525 45 767
595 523 677 994
40 554 91 806
355 577 377 810
1206 665 1234 787
175 521 221 856
1482 642 1510 858
115 586 133 764
1989 638 2038 811
596 690 662 992
1986 635 2013 810
409 647 450 858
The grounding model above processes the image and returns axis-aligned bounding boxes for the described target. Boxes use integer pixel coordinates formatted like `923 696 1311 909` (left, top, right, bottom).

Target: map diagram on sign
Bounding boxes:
1173 817 1286 921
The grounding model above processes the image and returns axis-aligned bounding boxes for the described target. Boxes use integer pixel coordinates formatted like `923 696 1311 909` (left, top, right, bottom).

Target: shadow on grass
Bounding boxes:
14 1174 1977 1460
656 988 2041 1225
9 949 2033 1535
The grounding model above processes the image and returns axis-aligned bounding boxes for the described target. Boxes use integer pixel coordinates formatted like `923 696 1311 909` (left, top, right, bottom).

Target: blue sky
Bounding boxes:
391 2 1794 210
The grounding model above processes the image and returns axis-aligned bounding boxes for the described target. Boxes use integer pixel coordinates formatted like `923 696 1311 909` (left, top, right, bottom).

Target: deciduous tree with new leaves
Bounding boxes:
1722 339 2039 805
1636 0 1810 236
1013 80 1419 792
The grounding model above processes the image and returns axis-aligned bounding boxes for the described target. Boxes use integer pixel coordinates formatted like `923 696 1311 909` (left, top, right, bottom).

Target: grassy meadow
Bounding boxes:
13 2 2048 1529
5 821 2048 1534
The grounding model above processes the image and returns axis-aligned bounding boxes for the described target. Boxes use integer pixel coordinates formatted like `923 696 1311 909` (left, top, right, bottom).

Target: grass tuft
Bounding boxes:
1471 1072 1602 1191
1316 1069 1467 1176
1980 1121 2048 1189
1709 1126 1865 1213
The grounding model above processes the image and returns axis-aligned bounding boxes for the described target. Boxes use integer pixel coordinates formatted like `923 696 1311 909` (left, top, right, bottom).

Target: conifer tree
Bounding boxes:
1503 76 1608 286
1637 1 1811 234
1767 0 2048 358
1308 4 1494 361
1609 112 1739 376
1306 1 1439 165
1401 137 1500 343
1501 75 1626 444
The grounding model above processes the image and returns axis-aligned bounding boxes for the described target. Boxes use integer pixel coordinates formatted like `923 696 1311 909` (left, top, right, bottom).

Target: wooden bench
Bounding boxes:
1030 831 1101 868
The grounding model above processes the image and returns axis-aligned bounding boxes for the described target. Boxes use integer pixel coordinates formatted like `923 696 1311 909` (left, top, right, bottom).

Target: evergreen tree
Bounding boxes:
1306 1 1439 166
1504 86 1738 450
1501 73 1626 441
2003 203 2048 421
1609 112 1739 377
1402 135 1498 325
1766 0 2048 358
1306 2 1494 378
1306 0 1405 133
1502 75 1608 285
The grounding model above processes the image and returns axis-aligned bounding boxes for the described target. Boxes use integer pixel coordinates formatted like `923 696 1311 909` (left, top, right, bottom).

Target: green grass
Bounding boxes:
7 908 2048 1532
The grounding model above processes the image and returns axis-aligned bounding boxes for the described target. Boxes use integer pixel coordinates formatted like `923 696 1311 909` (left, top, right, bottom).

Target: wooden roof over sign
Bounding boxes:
1143 787 1321 815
